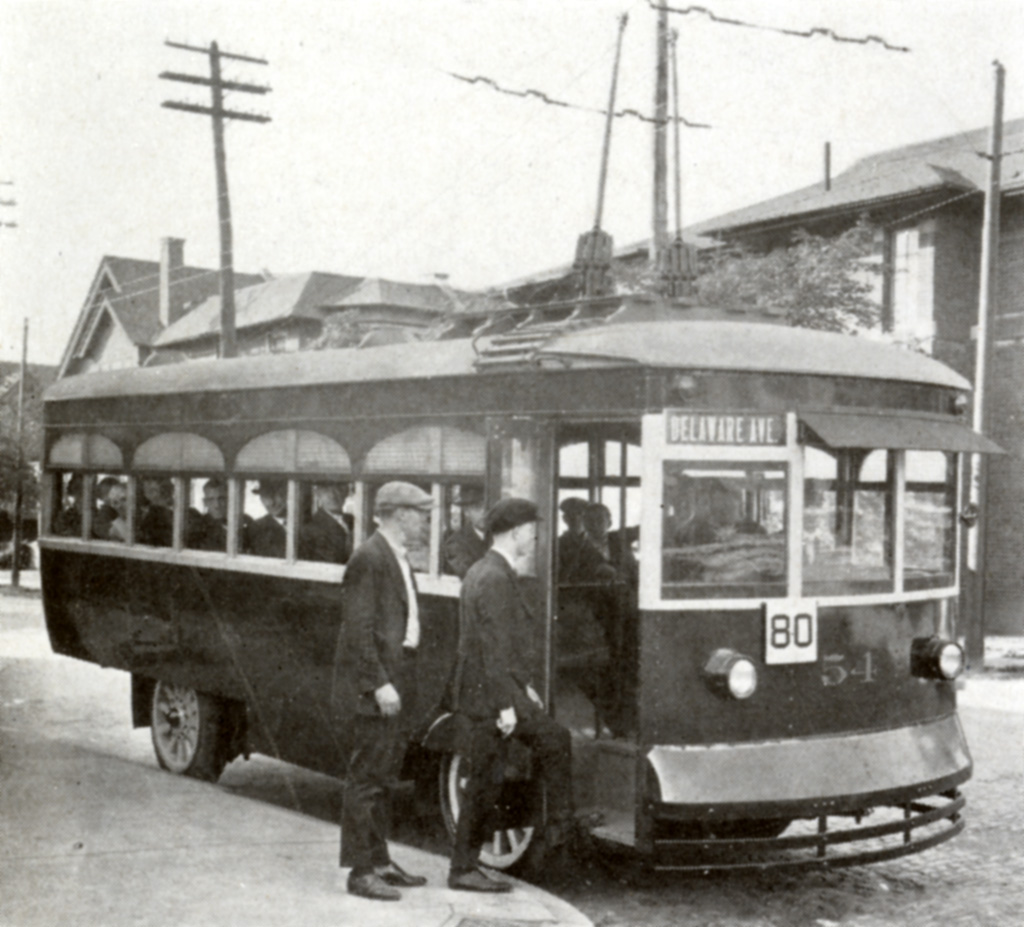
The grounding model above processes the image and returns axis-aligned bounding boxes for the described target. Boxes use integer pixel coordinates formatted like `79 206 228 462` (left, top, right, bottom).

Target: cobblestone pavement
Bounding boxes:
554 679 1023 927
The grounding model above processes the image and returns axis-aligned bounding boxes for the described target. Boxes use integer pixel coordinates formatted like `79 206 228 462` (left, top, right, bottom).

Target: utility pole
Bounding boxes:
160 41 271 359
651 4 670 264
966 60 1005 667
10 319 27 588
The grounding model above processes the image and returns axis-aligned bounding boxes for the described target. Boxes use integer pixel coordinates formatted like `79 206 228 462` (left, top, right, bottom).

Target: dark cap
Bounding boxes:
559 497 588 516
253 479 286 496
486 497 540 536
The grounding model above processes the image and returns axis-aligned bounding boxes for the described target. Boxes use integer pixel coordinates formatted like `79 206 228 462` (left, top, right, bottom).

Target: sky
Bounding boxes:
1 0 1023 366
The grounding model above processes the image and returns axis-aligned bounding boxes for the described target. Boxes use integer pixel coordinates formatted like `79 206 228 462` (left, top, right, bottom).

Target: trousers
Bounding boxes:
450 710 573 873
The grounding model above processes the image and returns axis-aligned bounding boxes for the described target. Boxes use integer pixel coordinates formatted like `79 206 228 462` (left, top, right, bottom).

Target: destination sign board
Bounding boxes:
665 411 786 446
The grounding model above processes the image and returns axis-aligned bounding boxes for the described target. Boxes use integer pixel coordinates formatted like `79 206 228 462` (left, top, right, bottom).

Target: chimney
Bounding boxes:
159 237 186 327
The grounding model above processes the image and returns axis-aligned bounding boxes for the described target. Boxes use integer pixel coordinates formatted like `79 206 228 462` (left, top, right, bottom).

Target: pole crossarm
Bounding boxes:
0 198 16 206
161 101 271 123
159 71 271 94
165 39 268 65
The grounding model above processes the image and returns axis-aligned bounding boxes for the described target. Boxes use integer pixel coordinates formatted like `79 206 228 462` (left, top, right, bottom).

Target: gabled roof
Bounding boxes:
694 117 1024 237
154 273 482 347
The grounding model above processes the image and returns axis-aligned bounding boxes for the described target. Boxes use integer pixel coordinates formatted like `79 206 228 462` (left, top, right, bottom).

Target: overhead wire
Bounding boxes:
647 0 910 52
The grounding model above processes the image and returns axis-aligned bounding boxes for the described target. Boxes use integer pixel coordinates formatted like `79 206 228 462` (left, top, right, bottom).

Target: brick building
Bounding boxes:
690 118 1024 633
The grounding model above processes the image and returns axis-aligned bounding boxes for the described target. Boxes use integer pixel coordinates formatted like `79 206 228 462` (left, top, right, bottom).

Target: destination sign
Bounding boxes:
666 411 785 446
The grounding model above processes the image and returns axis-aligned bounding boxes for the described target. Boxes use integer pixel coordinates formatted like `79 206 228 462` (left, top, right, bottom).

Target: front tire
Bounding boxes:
439 752 538 872
150 681 227 782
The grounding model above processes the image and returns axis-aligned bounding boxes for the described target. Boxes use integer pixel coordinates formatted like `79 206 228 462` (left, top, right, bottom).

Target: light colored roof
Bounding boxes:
47 318 968 403
155 272 363 346
695 117 1024 236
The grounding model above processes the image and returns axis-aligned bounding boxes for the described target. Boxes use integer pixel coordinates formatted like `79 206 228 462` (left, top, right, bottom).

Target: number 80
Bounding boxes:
770 613 814 649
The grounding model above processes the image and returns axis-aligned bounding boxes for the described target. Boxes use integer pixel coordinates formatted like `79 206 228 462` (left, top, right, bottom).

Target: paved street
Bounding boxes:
2 585 1022 927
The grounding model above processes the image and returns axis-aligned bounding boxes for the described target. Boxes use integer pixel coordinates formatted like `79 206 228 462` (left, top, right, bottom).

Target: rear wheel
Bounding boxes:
439 752 538 872
150 681 227 782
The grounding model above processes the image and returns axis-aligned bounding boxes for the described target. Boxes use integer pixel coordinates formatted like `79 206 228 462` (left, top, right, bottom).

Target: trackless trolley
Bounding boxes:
40 299 996 871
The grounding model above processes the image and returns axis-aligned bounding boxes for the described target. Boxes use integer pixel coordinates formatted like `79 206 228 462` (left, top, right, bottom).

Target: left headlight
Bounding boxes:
911 637 965 680
704 648 759 699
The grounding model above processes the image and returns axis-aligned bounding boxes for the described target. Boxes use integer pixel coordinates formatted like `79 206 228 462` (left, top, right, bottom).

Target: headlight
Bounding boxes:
704 648 758 699
911 637 965 680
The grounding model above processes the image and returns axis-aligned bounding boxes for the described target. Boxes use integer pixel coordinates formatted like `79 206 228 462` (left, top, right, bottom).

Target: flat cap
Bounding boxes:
375 480 433 512
254 479 286 495
486 497 540 536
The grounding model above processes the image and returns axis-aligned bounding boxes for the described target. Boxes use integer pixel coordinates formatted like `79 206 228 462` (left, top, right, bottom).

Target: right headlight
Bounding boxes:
911 636 965 680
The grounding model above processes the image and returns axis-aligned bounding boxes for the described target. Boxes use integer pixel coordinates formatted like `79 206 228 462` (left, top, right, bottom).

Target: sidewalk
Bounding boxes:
0 723 592 927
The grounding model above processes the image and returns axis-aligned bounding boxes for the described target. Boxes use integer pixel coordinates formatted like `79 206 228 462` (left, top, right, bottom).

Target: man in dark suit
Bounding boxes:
442 484 488 578
246 480 287 557
447 498 574 893
92 477 126 541
299 483 352 563
332 481 433 901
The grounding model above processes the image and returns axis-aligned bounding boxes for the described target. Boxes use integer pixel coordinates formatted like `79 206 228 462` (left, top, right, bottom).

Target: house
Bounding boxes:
148 272 485 361
690 117 1024 634
0 361 58 462
59 238 501 372
57 238 264 377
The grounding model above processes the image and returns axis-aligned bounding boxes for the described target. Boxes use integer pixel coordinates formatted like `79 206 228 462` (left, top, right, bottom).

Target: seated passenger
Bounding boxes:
53 474 84 537
193 478 230 551
442 485 488 578
138 477 174 547
93 477 127 541
247 479 287 557
299 483 352 563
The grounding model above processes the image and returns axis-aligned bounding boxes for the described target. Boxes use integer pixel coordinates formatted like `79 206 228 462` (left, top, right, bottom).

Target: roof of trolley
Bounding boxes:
45 319 970 403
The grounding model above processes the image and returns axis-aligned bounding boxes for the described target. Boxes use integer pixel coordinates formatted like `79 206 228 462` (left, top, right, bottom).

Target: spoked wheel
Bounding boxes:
439 752 537 872
150 680 227 782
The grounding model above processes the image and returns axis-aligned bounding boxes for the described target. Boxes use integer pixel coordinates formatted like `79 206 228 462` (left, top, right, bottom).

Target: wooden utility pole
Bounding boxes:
966 60 1005 667
160 41 271 359
651 3 670 263
10 319 27 589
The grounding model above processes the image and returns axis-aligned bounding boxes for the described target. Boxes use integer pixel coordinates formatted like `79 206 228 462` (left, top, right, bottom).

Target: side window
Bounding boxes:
51 471 85 538
187 477 229 552
441 483 487 578
136 476 174 547
92 473 129 542
297 481 354 564
803 447 893 595
904 451 956 590
243 478 289 559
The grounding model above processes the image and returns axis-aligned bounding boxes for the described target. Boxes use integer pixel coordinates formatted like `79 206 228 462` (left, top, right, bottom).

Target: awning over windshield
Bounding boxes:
800 412 1004 454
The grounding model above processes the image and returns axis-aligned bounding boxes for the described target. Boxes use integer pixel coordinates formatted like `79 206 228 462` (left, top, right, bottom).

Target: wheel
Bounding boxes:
150 680 227 782
439 752 538 872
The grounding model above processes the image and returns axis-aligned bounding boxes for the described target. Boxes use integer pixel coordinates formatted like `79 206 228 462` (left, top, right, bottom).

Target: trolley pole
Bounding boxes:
160 41 271 359
966 60 1005 667
10 318 27 589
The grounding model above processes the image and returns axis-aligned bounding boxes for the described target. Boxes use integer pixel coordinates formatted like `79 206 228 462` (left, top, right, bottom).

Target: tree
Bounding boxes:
693 221 881 333
612 220 881 334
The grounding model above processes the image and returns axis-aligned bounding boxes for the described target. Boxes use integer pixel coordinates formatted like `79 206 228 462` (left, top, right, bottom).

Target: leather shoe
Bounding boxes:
448 869 513 893
375 861 427 887
347 871 401 901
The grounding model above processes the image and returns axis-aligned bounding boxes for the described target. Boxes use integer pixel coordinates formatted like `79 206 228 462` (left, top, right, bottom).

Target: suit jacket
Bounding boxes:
299 508 352 564
246 514 286 558
92 504 118 540
442 523 489 578
453 550 540 722
332 531 415 717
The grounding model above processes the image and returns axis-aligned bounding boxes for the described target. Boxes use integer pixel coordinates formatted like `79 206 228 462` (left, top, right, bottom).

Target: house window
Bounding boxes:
888 222 935 349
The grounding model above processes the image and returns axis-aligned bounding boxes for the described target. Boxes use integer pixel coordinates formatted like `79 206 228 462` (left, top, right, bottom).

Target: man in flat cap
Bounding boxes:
447 497 574 892
246 479 288 558
332 481 433 901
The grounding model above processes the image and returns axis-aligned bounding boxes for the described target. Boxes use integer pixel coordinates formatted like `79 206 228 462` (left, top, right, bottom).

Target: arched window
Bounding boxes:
235 430 351 475
133 432 225 472
363 426 485 476
49 433 123 470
